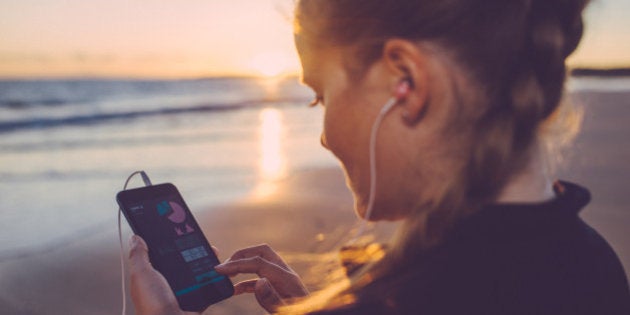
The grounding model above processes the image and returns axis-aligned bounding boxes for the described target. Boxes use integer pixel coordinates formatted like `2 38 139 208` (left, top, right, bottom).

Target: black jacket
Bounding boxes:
314 182 630 315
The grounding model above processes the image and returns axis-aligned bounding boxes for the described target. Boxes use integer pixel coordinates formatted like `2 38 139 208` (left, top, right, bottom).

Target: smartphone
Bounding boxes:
117 183 233 312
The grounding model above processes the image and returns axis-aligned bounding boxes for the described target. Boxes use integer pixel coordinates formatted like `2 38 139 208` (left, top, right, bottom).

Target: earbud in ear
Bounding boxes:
394 80 411 101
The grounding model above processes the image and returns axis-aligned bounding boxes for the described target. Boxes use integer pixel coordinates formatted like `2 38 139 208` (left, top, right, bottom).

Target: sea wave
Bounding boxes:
0 98 70 109
0 97 308 133
0 129 253 153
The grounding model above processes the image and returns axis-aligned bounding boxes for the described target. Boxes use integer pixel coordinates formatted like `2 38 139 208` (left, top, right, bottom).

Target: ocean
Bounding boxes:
0 75 628 259
0 77 337 258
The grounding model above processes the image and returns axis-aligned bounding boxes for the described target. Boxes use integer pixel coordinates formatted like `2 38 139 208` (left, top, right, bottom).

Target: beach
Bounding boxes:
0 81 628 314
0 168 361 315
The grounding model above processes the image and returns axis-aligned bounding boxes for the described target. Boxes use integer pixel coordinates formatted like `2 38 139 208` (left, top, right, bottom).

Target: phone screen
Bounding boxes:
117 183 233 311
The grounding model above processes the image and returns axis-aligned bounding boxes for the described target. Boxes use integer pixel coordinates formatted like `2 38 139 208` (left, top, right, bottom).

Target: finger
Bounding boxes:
255 278 285 313
128 235 151 272
215 256 291 279
225 244 291 271
233 279 258 295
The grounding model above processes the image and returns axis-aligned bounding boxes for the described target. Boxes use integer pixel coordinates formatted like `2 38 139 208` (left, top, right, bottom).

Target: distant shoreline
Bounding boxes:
571 68 630 77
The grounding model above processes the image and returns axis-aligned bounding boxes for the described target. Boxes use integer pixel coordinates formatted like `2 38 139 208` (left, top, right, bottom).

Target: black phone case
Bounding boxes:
117 183 233 311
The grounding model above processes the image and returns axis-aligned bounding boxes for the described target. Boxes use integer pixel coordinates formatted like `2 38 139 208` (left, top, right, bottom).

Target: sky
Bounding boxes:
0 0 628 78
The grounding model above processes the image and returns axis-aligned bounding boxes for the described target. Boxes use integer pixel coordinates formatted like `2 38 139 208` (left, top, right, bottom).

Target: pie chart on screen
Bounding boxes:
167 202 186 224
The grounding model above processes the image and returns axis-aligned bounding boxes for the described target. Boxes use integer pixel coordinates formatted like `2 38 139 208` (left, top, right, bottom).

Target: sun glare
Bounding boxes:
254 108 287 198
248 51 299 78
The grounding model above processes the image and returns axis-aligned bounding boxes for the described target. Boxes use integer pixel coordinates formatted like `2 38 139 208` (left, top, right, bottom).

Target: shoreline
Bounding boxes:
571 68 630 77
0 221 113 263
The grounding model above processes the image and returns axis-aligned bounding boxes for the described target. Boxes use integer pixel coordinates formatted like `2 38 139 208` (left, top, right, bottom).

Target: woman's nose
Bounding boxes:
320 133 329 150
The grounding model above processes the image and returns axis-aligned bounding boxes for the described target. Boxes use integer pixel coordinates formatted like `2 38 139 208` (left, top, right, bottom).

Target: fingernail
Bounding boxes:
129 235 139 248
261 278 273 291
214 263 225 269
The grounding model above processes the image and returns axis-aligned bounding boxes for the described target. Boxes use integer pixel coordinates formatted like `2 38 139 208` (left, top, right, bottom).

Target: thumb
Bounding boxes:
129 235 151 271
255 278 285 313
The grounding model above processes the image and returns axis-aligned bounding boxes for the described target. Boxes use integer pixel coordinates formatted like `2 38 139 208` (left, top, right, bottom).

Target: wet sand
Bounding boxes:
0 91 628 314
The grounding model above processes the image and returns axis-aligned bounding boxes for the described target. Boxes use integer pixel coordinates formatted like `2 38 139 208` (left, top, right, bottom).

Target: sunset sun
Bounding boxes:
247 51 299 78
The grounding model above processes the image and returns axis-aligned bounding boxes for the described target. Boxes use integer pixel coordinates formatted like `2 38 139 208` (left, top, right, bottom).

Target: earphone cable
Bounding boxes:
353 97 399 241
119 170 151 315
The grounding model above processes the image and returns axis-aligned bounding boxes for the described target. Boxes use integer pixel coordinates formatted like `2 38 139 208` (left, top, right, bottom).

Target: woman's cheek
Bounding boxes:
322 107 342 158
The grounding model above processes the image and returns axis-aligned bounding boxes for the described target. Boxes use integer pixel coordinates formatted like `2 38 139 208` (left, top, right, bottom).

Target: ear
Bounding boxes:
382 39 431 124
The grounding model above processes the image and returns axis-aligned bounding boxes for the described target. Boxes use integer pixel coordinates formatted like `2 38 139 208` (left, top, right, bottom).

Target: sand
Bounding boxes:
0 168 367 315
0 91 628 315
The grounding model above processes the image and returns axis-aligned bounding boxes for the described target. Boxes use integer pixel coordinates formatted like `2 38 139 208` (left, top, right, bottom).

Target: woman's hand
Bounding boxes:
128 235 197 315
215 244 309 313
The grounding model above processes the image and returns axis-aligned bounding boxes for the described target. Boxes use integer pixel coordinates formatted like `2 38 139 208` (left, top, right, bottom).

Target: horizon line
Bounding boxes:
0 73 302 81
1 67 630 81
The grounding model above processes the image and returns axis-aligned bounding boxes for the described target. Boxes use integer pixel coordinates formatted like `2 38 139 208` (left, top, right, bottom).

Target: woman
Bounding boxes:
128 0 630 314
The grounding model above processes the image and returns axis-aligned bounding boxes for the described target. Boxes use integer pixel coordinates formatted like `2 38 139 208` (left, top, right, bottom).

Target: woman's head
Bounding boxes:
288 1 589 313
294 0 588 223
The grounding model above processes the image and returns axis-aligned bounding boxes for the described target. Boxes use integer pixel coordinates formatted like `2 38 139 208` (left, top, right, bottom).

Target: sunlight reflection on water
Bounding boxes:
255 108 287 197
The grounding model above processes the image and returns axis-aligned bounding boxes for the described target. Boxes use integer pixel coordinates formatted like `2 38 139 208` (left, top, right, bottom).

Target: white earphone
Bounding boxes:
353 80 411 240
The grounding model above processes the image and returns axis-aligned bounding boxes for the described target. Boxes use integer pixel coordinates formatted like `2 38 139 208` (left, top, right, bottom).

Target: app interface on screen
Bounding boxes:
127 193 228 297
